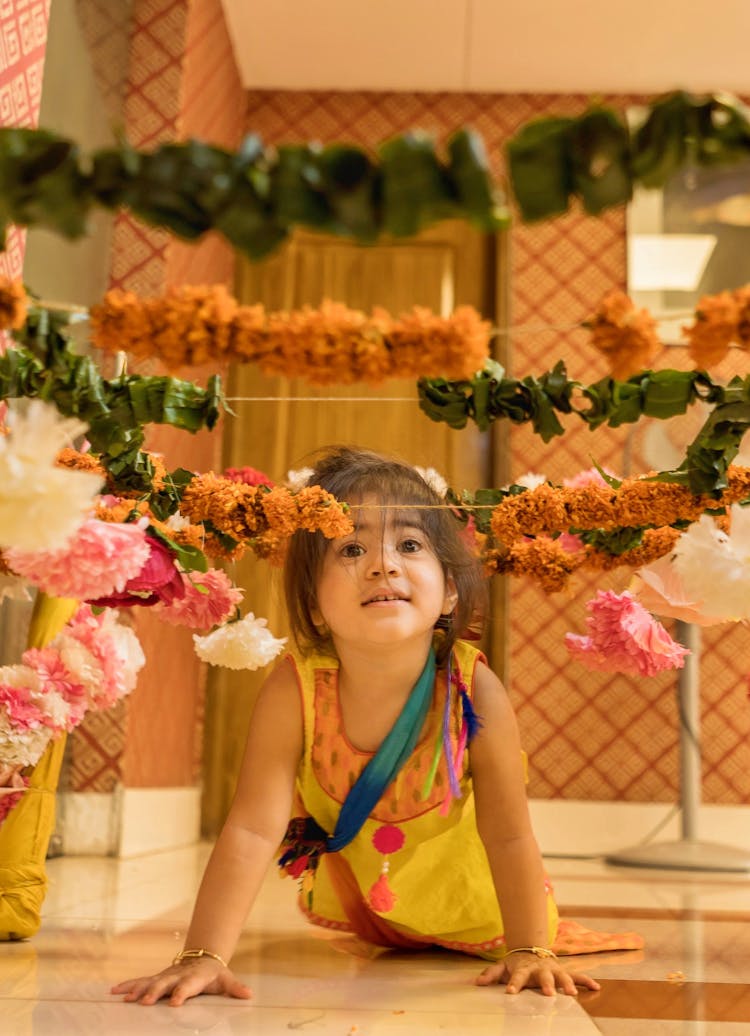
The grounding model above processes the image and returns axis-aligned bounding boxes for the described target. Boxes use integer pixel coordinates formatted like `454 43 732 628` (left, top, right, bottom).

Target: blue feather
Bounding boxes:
460 687 482 742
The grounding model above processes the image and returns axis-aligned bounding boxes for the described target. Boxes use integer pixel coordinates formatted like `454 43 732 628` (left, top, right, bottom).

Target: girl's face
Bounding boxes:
314 498 457 655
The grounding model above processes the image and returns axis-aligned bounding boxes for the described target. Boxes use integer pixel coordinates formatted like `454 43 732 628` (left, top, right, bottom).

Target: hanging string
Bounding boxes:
224 395 418 403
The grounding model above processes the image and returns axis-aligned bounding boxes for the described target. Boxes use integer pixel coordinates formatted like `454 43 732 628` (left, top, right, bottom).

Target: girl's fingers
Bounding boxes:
224 976 253 1000
570 970 601 992
475 961 600 997
475 962 508 985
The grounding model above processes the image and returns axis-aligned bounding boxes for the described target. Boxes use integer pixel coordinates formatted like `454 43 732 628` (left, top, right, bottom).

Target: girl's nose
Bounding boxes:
368 549 400 577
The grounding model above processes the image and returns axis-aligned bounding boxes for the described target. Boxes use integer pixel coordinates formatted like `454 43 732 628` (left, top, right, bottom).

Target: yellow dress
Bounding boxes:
283 640 558 960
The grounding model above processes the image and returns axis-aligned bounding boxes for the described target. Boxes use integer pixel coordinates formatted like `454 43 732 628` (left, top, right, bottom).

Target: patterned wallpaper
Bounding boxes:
243 89 750 805
0 0 50 280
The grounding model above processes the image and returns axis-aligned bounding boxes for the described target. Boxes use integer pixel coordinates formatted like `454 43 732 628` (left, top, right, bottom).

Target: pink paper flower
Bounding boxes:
224 465 274 487
87 535 184 609
23 647 87 727
563 466 618 489
7 518 150 600
155 568 244 630
52 606 145 710
565 589 690 677
0 680 51 730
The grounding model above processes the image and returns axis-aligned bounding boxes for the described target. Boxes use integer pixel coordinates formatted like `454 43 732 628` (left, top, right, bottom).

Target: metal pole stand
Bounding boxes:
605 621 750 872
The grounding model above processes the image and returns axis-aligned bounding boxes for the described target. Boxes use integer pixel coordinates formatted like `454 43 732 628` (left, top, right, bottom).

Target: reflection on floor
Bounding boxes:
2 844 750 1035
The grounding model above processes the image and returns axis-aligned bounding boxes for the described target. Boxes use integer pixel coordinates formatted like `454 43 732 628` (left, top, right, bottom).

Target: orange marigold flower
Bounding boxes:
56 447 106 478
682 290 739 368
491 484 569 543
725 466 750 501
563 484 616 529
0 277 27 330
508 538 585 593
387 305 491 380
95 499 147 524
252 530 289 566
181 473 268 540
294 486 353 537
734 285 750 349
261 487 301 537
586 290 661 380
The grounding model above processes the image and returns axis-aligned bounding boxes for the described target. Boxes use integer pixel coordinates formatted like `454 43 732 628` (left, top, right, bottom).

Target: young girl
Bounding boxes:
113 447 599 1006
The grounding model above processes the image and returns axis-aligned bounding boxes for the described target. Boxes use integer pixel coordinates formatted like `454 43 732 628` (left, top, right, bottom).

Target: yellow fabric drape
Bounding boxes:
202 223 508 834
0 594 77 940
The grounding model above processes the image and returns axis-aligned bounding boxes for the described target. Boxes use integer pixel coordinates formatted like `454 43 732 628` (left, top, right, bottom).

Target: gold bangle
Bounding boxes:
173 947 228 969
504 946 557 960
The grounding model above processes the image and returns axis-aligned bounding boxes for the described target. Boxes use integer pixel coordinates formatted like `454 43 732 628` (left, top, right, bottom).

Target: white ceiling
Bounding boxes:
220 0 750 95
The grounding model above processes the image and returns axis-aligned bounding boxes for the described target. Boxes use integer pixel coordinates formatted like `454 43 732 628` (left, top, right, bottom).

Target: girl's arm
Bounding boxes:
469 661 599 997
111 656 303 1006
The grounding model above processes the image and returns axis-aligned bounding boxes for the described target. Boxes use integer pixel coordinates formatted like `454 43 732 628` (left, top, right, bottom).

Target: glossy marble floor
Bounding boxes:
2 843 750 1035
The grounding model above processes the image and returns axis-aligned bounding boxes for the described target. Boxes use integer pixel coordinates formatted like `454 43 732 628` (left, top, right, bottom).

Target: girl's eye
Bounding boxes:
399 538 422 554
340 542 365 558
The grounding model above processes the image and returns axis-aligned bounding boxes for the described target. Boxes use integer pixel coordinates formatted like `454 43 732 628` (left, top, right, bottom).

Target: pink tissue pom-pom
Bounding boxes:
87 535 184 609
565 589 689 678
223 465 274 487
7 519 150 600
154 568 244 630
54 606 145 710
23 647 87 728
563 466 618 488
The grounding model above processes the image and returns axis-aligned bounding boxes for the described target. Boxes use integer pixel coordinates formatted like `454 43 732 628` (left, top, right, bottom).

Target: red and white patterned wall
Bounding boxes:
0 0 50 279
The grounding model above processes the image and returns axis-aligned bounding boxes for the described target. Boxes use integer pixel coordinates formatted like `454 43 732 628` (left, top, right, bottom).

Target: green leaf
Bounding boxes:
147 525 209 573
631 92 690 188
577 526 645 554
447 128 508 231
506 116 575 221
641 369 697 418
316 144 379 241
568 108 632 215
417 377 471 429
270 144 332 229
378 133 456 236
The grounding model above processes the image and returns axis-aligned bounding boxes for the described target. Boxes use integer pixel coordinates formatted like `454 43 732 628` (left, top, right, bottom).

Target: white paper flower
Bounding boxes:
513 471 547 490
0 400 102 551
0 710 53 769
193 612 287 670
672 505 750 620
415 466 448 498
285 467 315 491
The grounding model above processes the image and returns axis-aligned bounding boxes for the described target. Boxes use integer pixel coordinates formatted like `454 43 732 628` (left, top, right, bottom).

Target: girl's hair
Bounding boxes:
284 446 487 664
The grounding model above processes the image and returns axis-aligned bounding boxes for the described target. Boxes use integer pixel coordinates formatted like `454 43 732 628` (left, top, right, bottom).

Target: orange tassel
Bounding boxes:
367 870 397 912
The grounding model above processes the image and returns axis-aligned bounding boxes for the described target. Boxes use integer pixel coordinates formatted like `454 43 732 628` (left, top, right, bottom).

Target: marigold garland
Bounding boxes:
88 286 491 383
585 290 661 379
489 468 750 545
179 473 353 562
486 528 685 593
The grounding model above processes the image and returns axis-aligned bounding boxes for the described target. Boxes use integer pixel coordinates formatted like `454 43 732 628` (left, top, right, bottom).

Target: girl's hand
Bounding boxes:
475 952 601 997
110 958 252 1007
